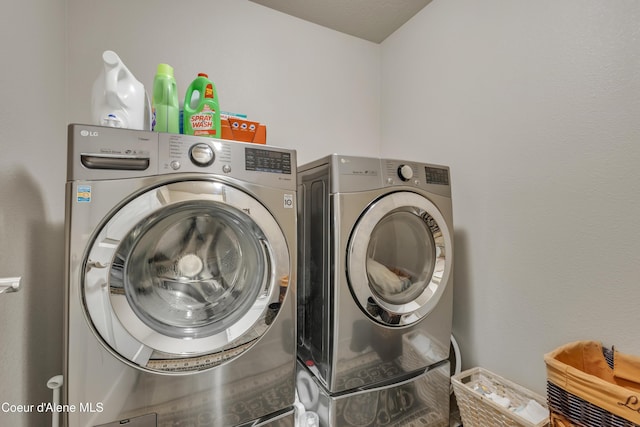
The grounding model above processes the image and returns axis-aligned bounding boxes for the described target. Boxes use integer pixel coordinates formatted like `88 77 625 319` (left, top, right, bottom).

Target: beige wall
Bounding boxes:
3 1 640 424
0 0 67 425
1 0 381 424
66 0 382 165
381 0 640 393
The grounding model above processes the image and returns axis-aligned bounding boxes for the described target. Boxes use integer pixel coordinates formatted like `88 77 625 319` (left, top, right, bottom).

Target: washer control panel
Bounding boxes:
245 147 292 175
160 134 230 173
157 132 295 188
68 124 296 189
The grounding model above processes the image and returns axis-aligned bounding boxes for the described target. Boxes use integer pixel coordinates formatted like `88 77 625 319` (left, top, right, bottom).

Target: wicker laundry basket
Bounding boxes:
452 367 549 427
544 341 640 427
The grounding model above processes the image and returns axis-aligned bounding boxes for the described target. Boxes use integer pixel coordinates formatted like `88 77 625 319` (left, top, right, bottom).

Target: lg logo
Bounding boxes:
80 130 99 137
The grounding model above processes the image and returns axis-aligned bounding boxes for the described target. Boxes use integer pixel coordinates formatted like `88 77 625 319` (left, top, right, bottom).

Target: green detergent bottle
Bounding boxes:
183 73 221 138
152 63 179 133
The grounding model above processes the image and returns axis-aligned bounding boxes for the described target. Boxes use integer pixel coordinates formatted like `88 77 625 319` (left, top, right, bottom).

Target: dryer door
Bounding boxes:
347 191 452 326
82 180 290 373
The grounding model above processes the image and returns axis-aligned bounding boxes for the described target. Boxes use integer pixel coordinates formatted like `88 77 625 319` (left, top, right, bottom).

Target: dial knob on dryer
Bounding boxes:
397 164 413 181
189 143 215 167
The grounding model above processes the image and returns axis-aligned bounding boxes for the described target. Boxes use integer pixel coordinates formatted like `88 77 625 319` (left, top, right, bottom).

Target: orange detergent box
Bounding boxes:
221 115 267 144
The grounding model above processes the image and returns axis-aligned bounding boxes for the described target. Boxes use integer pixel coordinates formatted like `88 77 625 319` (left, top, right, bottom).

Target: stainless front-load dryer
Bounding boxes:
64 124 296 427
297 154 454 394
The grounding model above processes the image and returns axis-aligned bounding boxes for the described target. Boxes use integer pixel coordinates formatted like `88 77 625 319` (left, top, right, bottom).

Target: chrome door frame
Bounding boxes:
82 179 289 371
347 191 452 326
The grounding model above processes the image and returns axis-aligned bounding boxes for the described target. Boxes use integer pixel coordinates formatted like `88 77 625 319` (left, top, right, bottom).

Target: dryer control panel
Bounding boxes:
382 159 451 197
302 154 451 197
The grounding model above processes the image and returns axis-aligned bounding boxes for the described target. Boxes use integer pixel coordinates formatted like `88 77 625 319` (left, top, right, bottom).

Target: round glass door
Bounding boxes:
111 202 268 340
82 180 289 371
347 192 452 326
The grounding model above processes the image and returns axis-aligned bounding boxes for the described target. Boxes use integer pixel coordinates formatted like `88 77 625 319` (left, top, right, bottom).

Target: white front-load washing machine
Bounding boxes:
64 124 297 427
297 154 454 395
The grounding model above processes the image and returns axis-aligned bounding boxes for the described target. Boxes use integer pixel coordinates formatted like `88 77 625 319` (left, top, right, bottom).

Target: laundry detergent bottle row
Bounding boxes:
183 73 221 138
91 50 150 130
151 63 179 133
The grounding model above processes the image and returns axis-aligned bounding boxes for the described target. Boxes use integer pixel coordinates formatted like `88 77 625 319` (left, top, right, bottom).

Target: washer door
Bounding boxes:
82 180 289 372
347 191 452 326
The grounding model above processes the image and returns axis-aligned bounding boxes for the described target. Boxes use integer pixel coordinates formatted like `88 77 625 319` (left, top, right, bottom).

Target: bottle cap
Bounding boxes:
102 50 120 66
157 63 174 76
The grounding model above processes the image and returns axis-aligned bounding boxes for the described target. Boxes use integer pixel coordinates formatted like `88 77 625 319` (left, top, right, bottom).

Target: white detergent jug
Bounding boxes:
91 50 151 130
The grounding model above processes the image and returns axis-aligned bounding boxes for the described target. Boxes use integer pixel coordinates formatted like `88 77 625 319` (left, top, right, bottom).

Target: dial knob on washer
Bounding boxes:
189 143 215 167
397 164 413 181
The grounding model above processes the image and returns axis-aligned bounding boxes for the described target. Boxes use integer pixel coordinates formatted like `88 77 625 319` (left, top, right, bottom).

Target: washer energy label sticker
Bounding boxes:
77 185 91 203
284 194 293 208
